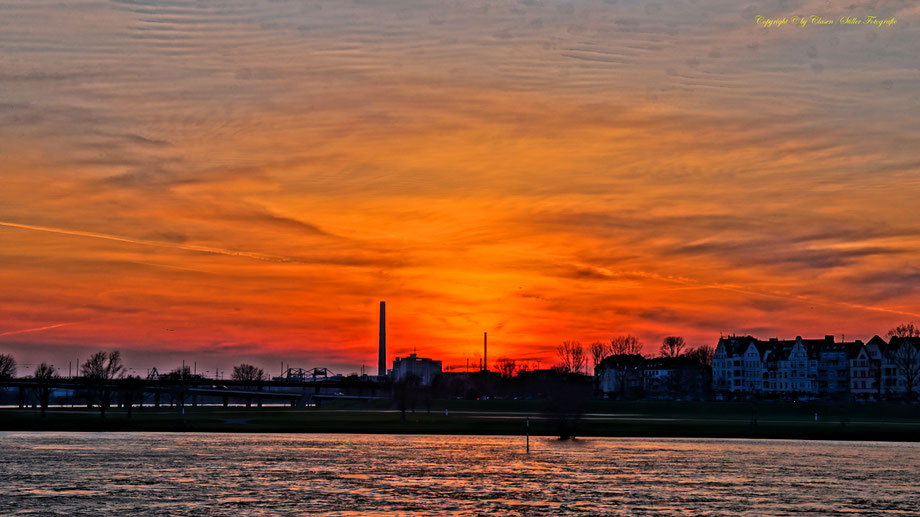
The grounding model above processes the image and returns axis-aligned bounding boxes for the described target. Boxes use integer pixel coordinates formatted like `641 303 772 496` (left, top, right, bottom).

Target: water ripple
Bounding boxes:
0 433 918 515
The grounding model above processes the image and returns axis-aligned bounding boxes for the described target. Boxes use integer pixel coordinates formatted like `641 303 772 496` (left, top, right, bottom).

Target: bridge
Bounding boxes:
0 377 389 410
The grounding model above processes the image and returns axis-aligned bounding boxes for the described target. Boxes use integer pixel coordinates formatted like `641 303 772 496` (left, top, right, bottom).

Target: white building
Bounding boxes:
391 353 442 386
715 335 860 399
713 336 758 395
850 335 885 400
776 337 820 396
596 354 645 398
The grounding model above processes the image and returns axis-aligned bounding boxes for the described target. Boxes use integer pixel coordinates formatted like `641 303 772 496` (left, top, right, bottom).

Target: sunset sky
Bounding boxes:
1 0 918 376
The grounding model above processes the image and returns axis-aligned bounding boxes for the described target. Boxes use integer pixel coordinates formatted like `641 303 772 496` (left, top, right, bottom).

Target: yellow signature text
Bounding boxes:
756 15 897 28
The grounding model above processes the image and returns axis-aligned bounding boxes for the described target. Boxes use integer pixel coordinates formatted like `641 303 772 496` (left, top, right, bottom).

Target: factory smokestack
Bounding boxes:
378 301 386 377
483 332 487 372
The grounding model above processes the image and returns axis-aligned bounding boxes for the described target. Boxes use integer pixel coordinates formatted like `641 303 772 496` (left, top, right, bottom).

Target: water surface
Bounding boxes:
1 433 918 515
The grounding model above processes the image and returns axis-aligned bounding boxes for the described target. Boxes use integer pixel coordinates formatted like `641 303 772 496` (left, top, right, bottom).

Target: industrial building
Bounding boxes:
391 353 442 386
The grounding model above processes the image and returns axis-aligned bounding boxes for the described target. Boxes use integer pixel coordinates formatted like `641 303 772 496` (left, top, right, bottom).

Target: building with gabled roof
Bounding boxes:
596 354 645 399
715 334 864 400
713 335 756 395
850 336 884 400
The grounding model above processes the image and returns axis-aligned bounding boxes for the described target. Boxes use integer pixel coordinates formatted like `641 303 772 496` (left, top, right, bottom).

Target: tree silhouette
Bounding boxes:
659 336 686 358
610 335 642 355
556 341 586 374
887 323 920 400
81 351 124 417
589 341 608 371
685 345 715 366
495 358 517 379
34 362 56 417
231 363 265 382
0 353 16 379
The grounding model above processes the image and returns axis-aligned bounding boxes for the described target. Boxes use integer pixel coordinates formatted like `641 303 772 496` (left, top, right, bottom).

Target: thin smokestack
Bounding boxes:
483 332 487 371
378 301 386 377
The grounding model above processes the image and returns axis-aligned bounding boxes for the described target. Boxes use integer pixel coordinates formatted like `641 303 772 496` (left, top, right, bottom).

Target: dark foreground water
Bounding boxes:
1 433 918 515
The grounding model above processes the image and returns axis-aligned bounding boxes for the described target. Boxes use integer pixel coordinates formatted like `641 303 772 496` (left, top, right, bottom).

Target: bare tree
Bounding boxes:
231 363 265 382
590 341 608 371
230 364 264 409
0 353 16 379
495 358 517 379
685 345 715 366
609 335 642 355
556 341 586 374
34 362 56 417
81 351 124 417
659 336 686 358
887 323 920 400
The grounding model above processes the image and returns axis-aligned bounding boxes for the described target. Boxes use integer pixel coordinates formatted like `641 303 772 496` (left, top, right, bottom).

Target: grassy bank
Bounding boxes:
2 400 919 441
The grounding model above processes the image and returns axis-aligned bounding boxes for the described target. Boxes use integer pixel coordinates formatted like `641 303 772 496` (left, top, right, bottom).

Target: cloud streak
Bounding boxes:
0 221 299 264
0 322 80 337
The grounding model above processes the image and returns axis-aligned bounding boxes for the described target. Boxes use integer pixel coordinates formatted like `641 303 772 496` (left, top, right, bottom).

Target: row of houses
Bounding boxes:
391 334 920 401
713 334 920 400
596 355 711 400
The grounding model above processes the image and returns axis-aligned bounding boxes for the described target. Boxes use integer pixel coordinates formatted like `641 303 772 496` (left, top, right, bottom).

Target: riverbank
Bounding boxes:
3 400 919 441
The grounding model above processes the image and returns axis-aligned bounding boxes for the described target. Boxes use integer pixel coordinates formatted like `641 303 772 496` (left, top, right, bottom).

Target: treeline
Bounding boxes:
0 349 277 417
489 335 714 380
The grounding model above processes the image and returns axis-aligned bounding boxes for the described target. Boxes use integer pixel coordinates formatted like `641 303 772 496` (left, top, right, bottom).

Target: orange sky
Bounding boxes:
1 0 919 376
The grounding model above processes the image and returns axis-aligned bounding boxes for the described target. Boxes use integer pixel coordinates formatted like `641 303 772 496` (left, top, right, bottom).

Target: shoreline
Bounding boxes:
3 405 919 442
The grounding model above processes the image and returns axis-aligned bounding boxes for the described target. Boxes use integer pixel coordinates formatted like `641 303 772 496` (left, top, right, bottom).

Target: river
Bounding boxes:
1 433 918 515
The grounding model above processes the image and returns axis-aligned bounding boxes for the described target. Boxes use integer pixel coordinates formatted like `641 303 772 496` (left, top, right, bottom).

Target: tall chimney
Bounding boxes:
378 301 386 377
483 332 487 371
